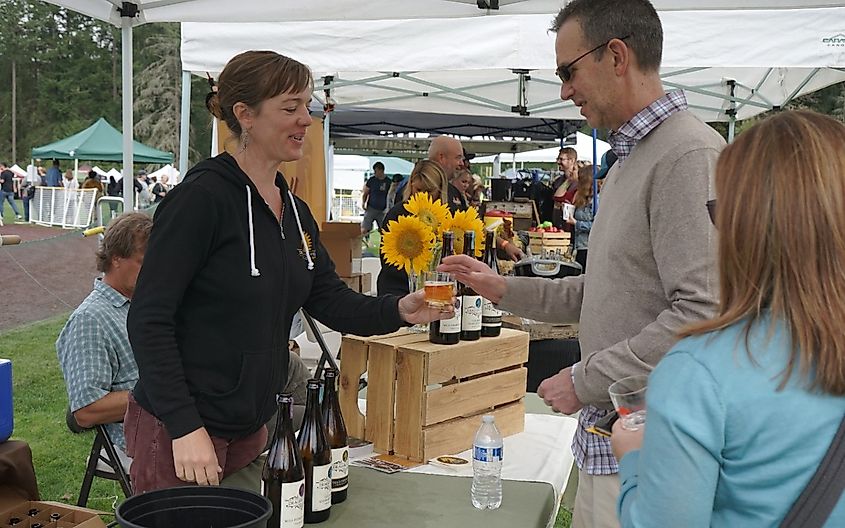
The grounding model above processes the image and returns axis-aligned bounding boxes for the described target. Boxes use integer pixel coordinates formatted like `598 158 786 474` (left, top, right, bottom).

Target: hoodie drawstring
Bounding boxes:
245 185 314 277
289 190 315 270
245 185 260 277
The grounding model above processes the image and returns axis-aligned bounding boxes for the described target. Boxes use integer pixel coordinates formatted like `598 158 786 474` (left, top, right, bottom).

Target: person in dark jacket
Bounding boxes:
378 160 450 296
126 51 448 493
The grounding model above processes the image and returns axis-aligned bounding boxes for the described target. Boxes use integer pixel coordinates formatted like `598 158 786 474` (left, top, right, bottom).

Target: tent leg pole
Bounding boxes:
592 128 598 214
121 16 135 211
178 70 191 184
728 116 736 143
324 111 331 223
211 118 219 156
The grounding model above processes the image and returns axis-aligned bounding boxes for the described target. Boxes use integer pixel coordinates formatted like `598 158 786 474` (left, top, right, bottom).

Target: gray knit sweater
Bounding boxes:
499 110 725 407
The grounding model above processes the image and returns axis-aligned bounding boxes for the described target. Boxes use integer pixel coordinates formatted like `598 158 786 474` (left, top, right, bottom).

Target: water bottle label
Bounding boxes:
311 463 332 512
473 446 503 462
281 479 305 527
331 447 349 491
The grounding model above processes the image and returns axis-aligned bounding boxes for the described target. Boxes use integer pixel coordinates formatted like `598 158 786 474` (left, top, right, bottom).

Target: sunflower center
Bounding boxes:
399 236 424 257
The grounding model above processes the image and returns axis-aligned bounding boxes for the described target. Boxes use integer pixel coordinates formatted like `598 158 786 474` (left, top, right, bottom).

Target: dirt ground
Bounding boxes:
0 223 100 333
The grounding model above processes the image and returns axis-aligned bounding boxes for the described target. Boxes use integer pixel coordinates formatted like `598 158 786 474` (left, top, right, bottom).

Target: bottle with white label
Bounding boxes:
429 231 461 345
321 368 348 504
481 230 502 337
460 230 482 341
471 415 503 510
297 379 332 523
262 393 305 528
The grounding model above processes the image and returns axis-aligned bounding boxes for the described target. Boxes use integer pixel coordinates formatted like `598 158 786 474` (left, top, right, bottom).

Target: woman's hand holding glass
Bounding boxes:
422 271 456 311
398 288 455 325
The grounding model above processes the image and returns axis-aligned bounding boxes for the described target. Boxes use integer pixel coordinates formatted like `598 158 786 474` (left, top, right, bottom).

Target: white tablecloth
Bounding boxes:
407 413 577 498
351 398 577 497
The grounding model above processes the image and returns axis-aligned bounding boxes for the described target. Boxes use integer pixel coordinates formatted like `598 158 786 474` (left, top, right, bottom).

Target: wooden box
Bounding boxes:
340 272 372 294
321 222 363 276
339 328 529 462
528 231 571 254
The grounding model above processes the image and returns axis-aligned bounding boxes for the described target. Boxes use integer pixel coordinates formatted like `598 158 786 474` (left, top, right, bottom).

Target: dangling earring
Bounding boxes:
238 129 250 154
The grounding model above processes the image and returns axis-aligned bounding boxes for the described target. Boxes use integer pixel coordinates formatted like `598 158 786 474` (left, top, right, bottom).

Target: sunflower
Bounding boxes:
405 192 451 234
442 207 485 257
380 215 436 274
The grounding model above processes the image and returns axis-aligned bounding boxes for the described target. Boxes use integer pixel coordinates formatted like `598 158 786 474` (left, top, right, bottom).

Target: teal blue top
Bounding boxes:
617 316 845 527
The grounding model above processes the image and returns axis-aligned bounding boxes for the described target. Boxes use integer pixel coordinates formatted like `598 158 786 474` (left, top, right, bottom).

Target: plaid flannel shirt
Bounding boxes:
573 90 688 475
56 279 138 450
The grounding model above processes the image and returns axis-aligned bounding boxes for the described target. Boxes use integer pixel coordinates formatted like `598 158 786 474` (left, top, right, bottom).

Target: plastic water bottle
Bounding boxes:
471 414 503 510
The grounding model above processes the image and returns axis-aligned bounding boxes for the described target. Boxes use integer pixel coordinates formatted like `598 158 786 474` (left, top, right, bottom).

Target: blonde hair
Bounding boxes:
403 160 449 202
680 110 845 395
573 164 594 209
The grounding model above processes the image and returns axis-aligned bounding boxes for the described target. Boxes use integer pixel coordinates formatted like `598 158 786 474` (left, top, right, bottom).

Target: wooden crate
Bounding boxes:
528 231 570 245
339 328 529 462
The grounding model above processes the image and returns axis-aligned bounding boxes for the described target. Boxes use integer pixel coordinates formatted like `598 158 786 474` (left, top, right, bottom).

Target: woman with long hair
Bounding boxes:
611 110 845 527
377 159 450 296
567 164 594 272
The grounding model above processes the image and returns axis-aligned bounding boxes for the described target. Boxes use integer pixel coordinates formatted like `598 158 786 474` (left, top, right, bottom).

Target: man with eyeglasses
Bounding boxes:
436 1 724 527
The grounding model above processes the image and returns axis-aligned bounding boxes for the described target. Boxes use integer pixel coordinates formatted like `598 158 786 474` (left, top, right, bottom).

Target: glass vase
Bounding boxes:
407 269 429 333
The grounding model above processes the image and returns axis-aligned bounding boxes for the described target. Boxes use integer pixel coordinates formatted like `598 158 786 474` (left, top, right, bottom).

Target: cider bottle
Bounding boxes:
481 230 502 337
460 230 482 341
321 368 349 504
429 231 461 345
297 379 332 523
262 393 305 528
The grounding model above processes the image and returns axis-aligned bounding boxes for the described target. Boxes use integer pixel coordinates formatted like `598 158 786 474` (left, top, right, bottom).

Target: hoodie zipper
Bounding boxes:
248 181 288 434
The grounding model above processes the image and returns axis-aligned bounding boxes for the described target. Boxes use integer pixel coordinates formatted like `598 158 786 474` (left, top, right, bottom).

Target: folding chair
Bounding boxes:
65 408 132 507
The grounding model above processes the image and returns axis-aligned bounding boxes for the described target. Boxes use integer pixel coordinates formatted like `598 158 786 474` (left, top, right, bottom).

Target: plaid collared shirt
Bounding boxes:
609 90 688 163
573 90 689 476
56 279 138 450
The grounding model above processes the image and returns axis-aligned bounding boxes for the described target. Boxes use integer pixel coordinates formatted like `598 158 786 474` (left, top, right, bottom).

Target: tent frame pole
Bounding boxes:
120 7 135 211
179 70 191 184
726 79 737 143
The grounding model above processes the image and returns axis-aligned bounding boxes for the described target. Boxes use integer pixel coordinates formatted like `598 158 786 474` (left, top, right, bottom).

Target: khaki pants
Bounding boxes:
571 470 621 528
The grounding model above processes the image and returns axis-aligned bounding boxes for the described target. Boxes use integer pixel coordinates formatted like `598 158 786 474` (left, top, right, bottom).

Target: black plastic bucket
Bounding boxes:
115 486 271 528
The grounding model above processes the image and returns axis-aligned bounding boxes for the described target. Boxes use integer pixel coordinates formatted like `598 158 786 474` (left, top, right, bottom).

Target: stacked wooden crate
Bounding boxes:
338 328 529 462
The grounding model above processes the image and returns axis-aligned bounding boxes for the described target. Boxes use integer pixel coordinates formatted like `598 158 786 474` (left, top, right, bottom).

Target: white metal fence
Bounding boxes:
331 195 363 221
30 187 98 229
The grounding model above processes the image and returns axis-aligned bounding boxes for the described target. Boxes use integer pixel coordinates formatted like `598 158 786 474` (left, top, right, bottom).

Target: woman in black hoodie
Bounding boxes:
126 51 449 493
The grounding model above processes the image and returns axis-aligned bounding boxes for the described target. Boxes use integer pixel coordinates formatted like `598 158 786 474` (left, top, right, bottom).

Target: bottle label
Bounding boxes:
440 298 462 333
462 295 482 331
473 446 503 462
281 479 305 528
331 447 349 491
481 299 502 327
261 478 305 528
311 463 332 512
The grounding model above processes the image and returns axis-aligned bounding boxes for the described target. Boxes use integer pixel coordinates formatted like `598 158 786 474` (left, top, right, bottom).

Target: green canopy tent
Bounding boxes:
32 118 173 165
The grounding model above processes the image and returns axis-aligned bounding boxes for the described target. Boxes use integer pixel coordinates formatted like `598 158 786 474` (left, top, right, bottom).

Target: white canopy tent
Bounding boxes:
148 164 180 183
44 0 845 213
182 9 845 124
474 132 611 164
44 0 845 26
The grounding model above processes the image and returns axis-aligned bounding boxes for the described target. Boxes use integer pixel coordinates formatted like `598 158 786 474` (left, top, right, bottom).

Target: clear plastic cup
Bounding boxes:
608 374 649 431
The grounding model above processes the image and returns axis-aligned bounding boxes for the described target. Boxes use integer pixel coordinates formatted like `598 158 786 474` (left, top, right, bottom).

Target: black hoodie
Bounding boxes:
128 153 404 440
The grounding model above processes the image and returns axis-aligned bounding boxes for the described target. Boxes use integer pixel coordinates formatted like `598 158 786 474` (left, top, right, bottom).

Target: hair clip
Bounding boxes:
206 72 218 92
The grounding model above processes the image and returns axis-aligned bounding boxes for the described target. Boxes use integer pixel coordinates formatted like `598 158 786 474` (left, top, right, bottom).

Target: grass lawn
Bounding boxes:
1 314 126 519
0 241 574 527
1 197 26 225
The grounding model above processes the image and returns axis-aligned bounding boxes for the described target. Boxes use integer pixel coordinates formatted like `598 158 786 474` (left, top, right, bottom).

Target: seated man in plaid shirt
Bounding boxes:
57 213 152 457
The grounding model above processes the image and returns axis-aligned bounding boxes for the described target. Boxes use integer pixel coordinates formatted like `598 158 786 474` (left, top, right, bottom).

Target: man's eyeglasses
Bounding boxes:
555 35 630 83
706 199 717 226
